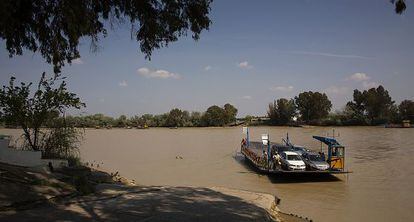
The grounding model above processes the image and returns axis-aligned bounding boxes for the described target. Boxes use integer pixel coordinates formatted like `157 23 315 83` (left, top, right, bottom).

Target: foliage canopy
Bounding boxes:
398 100 414 122
0 0 213 74
267 98 296 125
346 85 395 125
295 91 332 124
392 0 407 14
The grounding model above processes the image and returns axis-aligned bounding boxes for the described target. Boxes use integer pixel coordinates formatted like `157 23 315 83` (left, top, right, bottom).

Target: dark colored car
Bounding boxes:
302 152 330 171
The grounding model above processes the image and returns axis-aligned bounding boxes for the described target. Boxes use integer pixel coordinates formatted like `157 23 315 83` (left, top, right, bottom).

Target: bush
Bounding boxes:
40 117 84 160
67 156 82 167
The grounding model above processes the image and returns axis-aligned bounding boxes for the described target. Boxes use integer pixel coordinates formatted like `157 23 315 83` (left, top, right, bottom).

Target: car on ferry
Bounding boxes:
280 151 306 171
301 152 329 171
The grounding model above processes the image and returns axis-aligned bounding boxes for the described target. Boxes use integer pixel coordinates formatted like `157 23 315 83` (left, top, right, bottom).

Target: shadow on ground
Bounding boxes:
1 185 276 222
0 163 75 209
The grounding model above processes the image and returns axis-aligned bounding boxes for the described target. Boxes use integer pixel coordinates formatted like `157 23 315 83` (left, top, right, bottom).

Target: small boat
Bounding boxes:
137 124 149 129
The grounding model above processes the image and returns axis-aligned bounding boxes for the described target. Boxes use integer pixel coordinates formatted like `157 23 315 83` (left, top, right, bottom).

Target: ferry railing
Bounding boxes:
241 144 268 170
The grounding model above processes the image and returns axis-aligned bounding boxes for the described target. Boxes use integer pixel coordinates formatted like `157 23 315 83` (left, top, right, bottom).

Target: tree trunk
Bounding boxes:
22 127 37 150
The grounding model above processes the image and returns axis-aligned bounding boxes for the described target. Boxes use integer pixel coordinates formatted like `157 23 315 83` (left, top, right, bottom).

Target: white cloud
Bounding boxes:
269 85 294 92
137 67 150 75
119 80 128 87
204 65 212 71
242 95 252 100
72 58 84 65
99 98 105 103
362 81 380 89
349 73 370 82
347 72 380 89
237 61 253 69
137 67 181 79
326 85 349 95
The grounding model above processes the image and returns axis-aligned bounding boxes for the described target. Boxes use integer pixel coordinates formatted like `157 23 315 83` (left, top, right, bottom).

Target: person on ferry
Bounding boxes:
273 153 281 169
321 152 326 161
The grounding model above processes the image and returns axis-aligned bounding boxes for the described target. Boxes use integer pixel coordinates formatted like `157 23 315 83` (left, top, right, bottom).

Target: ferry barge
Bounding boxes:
240 127 351 175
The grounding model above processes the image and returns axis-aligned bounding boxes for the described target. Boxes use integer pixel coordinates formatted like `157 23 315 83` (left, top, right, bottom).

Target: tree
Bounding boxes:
202 105 226 126
116 115 129 127
0 73 85 151
181 110 191 126
295 91 332 124
392 0 407 14
81 113 115 127
267 98 296 125
267 101 278 125
0 0 213 74
140 114 155 127
166 108 185 127
345 89 369 125
189 111 202 127
244 115 254 124
399 100 414 122
153 113 169 127
346 85 395 125
363 86 394 124
223 103 238 124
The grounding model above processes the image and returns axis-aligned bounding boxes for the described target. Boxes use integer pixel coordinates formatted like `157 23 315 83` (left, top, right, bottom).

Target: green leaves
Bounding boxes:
166 108 187 127
399 100 414 122
0 73 85 150
0 0 212 74
392 0 407 14
267 98 296 125
224 103 238 124
295 91 332 124
346 85 395 125
202 104 238 127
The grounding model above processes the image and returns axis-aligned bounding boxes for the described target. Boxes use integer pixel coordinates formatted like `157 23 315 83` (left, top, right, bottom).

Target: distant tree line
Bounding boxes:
266 85 414 126
60 103 238 128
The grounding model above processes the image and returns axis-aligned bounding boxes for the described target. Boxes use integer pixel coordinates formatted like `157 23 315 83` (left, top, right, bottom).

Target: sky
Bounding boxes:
1 0 414 117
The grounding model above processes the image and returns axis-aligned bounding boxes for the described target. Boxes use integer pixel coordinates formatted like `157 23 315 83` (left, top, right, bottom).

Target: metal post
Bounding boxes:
320 141 323 153
267 134 271 169
286 132 289 145
246 127 250 147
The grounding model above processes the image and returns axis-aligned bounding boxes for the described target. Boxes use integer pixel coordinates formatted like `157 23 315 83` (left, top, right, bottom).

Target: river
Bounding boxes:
1 126 413 221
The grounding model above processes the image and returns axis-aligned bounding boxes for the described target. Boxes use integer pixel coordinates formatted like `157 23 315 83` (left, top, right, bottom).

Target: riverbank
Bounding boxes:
0 163 308 222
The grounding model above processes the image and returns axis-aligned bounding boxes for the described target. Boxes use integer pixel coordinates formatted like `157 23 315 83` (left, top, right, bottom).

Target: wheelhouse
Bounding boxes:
313 136 346 171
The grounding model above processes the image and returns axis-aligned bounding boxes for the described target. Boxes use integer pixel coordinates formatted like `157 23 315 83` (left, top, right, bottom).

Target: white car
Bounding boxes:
281 151 306 171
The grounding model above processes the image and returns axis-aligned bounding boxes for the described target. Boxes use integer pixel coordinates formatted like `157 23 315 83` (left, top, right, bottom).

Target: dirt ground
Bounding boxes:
0 163 308 222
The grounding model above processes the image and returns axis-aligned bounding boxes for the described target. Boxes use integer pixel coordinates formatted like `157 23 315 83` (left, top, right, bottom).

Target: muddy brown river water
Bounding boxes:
1 126 413 221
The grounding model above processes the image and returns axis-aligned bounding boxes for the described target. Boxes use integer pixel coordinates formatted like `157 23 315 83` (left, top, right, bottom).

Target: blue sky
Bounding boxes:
1 0 414 117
